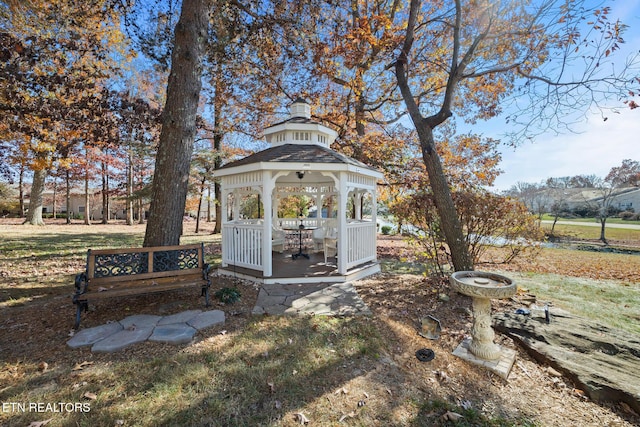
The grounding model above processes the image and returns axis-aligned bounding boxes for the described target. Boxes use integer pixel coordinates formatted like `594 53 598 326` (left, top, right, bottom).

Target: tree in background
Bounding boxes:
0 181 18 216
390 132 542 274
508 158 640 242
189 149 219 233
587 160 640 243
606 159 640 188
0 0 131 225
200 1 304 234
544 177 571 235
133 0 308 240
393 0 637 271
307 0 405 163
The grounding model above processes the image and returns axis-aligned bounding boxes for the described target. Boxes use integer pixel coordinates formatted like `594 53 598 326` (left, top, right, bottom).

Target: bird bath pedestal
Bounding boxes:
450 271 517 379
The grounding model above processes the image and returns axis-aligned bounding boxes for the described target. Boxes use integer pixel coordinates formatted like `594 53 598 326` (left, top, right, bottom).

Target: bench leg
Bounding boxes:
74 301 88 330
202 286 210 307
74 304 82 330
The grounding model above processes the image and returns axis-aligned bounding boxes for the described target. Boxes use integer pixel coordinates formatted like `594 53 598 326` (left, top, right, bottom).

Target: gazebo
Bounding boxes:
216 98 383 284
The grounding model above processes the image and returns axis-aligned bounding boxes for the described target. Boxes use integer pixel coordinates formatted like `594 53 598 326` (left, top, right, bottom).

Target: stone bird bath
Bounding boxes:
450 271 517 378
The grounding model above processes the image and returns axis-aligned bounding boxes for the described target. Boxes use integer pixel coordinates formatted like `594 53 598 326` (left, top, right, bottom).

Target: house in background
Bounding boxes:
32 188 128 220
564 187 640 212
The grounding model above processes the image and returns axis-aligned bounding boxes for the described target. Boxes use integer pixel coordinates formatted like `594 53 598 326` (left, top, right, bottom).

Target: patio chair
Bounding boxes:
323 237 337 264
272 227 285 253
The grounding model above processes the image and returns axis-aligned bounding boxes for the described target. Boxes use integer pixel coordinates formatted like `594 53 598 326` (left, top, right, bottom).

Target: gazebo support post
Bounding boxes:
221 189 229 268
337 171 348 275
262 172 274 277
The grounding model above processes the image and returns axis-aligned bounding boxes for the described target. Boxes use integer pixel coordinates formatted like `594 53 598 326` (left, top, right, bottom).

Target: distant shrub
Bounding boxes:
619 211 636 220
392 190 544 276
381 225 392 235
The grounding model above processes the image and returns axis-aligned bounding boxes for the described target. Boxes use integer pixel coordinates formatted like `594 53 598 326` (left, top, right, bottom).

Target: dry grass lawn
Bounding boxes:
0 219 638 426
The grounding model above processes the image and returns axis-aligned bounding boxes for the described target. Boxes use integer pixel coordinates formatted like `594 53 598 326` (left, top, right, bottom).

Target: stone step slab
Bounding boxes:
119 314 162 329
67 309 227 352
149 323 198 345
157 310 202 326
91 326 154 353
187 310 225 330
67 322 124 349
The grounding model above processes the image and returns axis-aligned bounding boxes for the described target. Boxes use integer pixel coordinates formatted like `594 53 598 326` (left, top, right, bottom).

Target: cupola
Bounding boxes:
263 98 338 148
289 97 311 119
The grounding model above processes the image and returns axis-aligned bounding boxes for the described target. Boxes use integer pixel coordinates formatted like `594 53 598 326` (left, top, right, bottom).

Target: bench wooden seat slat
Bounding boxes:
88 268 203 285
83 280 208 300
73 243 211 329
85 273 206 293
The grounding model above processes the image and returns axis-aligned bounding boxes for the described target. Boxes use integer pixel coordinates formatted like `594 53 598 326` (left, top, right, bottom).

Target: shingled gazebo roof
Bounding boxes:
219 143 376 171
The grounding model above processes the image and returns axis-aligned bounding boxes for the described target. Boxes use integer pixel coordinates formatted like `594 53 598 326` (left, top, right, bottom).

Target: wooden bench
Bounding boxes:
73 243 211 329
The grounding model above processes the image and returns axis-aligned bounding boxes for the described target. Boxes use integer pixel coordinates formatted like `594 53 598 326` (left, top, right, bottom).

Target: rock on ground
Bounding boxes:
493 308 640 413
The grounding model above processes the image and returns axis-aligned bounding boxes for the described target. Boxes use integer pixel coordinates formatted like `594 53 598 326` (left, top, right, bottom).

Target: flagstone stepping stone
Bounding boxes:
119 314 162 329
91 326 154 353
149 323 198 345
187 310 225 331
66 309 228 352
157 310 202 326
67 322 123 349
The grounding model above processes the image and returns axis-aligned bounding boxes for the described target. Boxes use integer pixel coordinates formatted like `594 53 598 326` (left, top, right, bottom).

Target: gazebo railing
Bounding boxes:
346 221 377 269
275 218 333 230
222 223 263 271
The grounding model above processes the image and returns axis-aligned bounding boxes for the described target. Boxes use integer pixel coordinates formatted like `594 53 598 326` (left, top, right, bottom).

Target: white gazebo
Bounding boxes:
216 98 383 284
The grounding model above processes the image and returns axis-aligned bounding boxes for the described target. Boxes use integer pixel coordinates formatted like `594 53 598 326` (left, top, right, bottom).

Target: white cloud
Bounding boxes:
493 109 639 190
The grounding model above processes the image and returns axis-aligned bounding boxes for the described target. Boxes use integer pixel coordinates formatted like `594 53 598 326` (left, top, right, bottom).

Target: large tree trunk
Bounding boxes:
143 0 208 247
25 168 46 226
394 0 473 272
212 66 223 235
415 123 473 272
206 184 212 222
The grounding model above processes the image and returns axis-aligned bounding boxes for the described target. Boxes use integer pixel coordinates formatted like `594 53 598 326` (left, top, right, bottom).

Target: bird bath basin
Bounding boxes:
450 271 517 366
449 271 516 300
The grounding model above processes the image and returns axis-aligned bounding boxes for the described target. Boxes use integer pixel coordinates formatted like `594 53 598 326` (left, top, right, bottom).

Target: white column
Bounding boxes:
337 172 348 274
371 186 378 260
221 187 229 267
272 192 279 227
262 171 274 277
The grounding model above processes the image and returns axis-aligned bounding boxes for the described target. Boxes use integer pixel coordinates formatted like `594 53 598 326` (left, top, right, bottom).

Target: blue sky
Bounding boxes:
483 1 640 191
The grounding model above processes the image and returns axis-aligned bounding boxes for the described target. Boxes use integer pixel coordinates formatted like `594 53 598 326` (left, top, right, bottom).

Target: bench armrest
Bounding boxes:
73 272 88 299
202 263 211 281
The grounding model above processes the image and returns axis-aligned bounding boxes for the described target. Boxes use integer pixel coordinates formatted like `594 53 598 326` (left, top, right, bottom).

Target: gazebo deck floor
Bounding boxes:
218 251 380 284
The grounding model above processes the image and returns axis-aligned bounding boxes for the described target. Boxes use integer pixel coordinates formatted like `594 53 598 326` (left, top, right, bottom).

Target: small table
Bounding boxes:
283 227 317 260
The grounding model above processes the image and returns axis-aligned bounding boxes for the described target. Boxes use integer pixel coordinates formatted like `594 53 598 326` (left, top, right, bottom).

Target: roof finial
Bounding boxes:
290 97 311 119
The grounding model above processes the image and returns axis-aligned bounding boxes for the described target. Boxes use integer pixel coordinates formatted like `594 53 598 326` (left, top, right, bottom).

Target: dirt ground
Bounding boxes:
0 223 638 426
